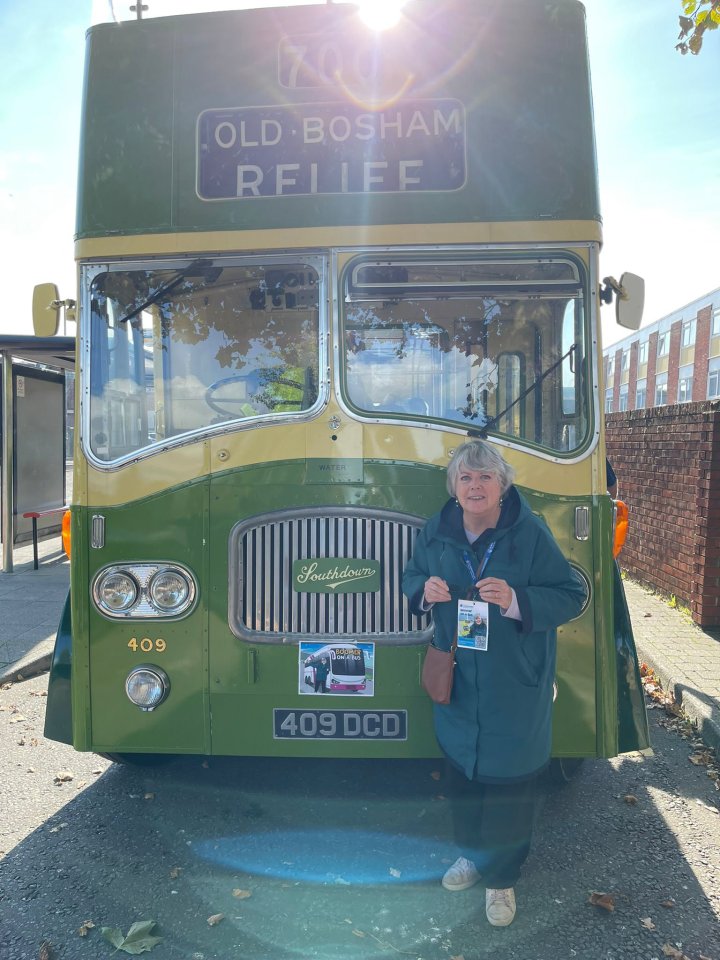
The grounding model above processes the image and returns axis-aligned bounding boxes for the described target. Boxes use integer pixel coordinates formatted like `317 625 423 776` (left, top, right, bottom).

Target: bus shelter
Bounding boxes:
0 336 75 572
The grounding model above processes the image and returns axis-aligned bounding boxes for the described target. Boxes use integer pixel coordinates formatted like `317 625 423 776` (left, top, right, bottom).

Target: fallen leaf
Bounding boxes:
661 946 690 960
450 955 466 960
430 770 441 781
9 714 28 724
101 921 163 954
623 794 638 805
143 793 155 801
206 914 225 926
640 917 656 930
232 889 252 899
169 866 182 879
588 891 616 912
352 930 366 938
38 941 53 960
78 920 95 936
660 899 676 908
53 771 74 783
689 753 711 766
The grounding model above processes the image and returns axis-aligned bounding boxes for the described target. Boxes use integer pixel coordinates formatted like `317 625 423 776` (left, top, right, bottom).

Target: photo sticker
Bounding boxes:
298 641 375 696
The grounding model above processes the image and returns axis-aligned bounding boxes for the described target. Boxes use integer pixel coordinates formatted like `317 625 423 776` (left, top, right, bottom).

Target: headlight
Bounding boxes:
126 665 170 711
97 571 138 613
149 569 191 613
92 563 196 619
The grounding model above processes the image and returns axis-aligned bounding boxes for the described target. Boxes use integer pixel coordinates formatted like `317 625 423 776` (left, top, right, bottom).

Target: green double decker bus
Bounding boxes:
39 0 648 768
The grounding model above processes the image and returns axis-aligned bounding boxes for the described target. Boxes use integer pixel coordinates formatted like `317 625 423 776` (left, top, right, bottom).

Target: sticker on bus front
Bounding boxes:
299 640 374 696
273 709 407 741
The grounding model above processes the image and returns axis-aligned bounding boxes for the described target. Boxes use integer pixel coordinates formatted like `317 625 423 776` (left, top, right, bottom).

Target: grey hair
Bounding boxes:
446 441 516 497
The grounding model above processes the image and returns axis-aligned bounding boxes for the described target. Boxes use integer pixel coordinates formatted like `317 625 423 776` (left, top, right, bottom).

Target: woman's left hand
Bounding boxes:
476 577 513 611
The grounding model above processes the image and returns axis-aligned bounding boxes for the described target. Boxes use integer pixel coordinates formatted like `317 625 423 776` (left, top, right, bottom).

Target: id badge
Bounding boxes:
457 600 489 651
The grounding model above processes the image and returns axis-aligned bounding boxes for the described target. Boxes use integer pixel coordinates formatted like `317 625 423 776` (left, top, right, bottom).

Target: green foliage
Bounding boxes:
101 921 163 955
677 0 720 54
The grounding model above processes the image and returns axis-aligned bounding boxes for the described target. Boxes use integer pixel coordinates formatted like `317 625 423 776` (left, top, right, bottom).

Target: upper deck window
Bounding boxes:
341 255 589 454
86 259 322 463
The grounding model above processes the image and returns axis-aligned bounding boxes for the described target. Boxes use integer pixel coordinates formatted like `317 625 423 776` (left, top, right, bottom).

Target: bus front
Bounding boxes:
44 0 648 762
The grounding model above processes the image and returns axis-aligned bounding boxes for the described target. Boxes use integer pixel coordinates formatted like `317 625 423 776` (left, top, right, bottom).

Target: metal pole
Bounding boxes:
1 352 14 572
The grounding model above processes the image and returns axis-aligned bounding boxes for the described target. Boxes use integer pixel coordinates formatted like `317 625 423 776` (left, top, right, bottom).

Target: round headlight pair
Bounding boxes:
93 564 195 618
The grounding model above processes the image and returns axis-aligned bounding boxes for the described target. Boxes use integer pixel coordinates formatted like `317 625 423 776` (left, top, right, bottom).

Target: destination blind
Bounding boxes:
197 99 466 200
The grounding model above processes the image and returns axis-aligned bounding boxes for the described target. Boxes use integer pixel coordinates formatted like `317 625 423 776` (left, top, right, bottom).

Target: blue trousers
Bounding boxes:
445 761 537 888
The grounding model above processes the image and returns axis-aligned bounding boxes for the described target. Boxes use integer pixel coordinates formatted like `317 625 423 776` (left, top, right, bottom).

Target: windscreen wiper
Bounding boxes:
118 258 217 324
468 343 578 438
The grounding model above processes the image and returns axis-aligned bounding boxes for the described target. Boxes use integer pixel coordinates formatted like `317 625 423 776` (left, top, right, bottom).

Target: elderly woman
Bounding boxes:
402 440 585 926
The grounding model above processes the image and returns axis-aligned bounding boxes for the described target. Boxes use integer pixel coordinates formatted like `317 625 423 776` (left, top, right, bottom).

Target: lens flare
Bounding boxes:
356 0 406 31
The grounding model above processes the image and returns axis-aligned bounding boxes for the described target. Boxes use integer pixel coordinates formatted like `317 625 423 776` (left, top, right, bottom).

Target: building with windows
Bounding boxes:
603 287 720 412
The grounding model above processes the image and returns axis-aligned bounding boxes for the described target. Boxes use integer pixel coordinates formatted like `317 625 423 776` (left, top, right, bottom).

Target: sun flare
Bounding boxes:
356 0 406 31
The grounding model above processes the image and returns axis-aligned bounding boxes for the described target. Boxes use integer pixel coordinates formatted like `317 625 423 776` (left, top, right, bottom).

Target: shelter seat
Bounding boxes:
22 508 68 570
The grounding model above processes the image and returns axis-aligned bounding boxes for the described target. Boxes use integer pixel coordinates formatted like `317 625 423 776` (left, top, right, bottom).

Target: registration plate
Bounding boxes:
273 709 407 740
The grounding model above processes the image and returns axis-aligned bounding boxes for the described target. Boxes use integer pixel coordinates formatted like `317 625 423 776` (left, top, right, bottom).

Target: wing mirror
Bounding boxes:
600 273 645 331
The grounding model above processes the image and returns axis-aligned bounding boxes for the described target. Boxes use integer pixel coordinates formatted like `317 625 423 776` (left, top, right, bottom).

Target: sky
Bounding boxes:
0 0 718 348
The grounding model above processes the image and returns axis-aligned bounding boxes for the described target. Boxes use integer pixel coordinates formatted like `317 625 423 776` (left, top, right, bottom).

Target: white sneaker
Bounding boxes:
486 887 516 926
441 856 481 891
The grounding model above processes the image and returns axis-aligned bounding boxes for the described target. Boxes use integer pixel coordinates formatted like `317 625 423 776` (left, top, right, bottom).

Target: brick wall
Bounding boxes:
606 401 720 626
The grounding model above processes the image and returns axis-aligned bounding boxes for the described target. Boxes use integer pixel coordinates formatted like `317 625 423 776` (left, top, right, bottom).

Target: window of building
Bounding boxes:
618 385 628 411
708 358 720 399
605 389 614 413
657 332 669 357
621 350 629 372
678 364 693 403
606 356 615 377
712 308 720 338
635 378 646 409
681 319 696 347
655 373 668 406
638 341 648 364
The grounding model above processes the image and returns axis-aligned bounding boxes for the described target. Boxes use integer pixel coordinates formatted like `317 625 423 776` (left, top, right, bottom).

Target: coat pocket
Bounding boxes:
513 635 546 687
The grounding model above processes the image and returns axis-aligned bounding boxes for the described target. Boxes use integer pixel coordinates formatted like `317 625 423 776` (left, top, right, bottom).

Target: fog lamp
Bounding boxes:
125 665 170 712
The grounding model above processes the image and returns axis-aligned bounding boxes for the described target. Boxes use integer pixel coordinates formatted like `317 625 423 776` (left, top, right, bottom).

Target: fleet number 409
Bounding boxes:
128 638 166 653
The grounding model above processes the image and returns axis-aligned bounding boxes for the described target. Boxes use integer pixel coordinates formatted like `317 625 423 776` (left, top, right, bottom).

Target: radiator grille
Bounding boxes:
228 508 432 644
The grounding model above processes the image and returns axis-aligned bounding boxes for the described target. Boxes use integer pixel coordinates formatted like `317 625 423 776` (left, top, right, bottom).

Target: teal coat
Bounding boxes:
403 487 586 782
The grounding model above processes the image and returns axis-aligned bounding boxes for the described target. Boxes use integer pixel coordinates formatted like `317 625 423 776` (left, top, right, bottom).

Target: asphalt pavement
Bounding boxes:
0 538 718 754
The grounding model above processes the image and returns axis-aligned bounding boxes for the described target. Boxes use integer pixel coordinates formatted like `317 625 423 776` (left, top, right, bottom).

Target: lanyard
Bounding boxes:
462 540 496 586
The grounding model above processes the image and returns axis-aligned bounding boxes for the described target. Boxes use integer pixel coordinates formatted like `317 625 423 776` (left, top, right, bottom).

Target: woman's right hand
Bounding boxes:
423 576 451 605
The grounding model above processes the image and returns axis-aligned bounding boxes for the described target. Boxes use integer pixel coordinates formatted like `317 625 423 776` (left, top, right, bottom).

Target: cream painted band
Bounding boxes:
75 220 603 261
77 407 601 507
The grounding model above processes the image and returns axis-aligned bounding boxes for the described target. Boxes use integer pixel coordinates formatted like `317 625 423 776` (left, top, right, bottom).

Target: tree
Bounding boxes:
676 0 720 54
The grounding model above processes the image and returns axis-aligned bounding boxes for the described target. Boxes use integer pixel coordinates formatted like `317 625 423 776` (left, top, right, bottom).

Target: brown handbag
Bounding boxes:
421 636 458 705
